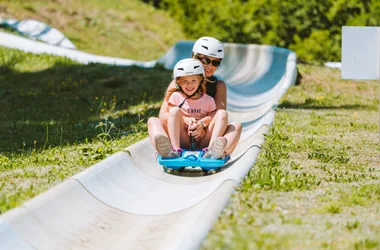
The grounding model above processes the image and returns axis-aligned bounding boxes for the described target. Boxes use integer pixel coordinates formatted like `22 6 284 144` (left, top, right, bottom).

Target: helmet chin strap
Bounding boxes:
177 81 203 108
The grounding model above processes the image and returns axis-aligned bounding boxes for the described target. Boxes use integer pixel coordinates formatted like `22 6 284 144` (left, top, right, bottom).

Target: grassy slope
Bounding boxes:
1 50 379 249
0 46 173 212
202 66 380 249
0 0 183 212
1 1 380 249
0 0 187 60
0 46 171 152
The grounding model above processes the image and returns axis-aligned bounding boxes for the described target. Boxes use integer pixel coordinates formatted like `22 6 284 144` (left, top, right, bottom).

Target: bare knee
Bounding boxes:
228 122 242 134
169 107 181 117
234 122 242 133
215 109 228 122
147 117 160 127
148 117 163 134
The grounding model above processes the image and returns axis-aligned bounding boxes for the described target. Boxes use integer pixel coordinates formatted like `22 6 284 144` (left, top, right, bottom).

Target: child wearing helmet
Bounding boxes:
154 58 227 159
148 36 242 159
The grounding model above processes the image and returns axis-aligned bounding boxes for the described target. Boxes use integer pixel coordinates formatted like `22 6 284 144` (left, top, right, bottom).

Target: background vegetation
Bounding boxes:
0 0 187 60
144 0 380 63
0 0 379 248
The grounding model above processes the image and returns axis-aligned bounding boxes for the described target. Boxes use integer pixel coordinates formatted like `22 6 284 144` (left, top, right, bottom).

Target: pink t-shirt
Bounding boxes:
168 92 216 120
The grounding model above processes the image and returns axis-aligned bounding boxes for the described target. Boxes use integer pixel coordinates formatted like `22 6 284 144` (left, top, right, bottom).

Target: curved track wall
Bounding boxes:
0 32 297 250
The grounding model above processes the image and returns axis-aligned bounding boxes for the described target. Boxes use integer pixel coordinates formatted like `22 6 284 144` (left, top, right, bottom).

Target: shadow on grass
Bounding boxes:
0 62 171 152
278 100 372 110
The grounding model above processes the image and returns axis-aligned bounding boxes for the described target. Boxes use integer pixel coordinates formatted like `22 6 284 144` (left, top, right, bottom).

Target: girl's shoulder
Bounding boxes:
171 91 186 99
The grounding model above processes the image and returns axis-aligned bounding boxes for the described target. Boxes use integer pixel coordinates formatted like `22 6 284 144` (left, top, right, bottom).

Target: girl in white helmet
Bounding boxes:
148 37 242 159
154 58 227 158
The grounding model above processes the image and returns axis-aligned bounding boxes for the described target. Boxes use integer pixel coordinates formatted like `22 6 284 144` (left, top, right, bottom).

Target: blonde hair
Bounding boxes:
165 74 206 102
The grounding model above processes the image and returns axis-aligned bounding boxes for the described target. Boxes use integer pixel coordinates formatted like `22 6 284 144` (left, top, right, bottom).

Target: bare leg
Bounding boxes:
168 107 190 149
223 122 242 155
198 113 242 155
147 117 168 144
198 109 228 148
208 109 228 146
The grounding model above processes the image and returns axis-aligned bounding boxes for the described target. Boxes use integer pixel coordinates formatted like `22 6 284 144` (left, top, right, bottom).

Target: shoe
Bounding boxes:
203 137 227 159
154 134 182 158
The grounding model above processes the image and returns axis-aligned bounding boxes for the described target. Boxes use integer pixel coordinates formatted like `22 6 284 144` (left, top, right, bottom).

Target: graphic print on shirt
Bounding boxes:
168 92 216 120
188 108 202 119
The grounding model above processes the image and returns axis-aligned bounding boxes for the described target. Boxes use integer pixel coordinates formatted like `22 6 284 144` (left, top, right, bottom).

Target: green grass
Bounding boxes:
0 46 172 213
1 3 380 247
1 46 378 249
0 46 172 152
202 65 380 250
0 0 187 60
0 0 184 213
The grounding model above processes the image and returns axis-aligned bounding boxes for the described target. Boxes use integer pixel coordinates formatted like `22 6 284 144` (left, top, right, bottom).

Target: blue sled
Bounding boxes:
158 150 230 173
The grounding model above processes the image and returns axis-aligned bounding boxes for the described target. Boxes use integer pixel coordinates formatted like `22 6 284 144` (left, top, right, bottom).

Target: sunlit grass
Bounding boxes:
0 35 379 248
0 0 187 60
202 65 380 249
0 46 171 213
0 47 170 152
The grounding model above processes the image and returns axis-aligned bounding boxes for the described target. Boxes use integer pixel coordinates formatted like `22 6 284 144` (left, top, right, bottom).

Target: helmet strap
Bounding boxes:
176 80 203 108
206 76 217 83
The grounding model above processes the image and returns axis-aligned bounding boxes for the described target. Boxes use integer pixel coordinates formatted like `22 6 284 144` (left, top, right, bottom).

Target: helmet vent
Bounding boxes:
194 65 200 69
178 67 184 71
218 50 223 52
201 45 208 50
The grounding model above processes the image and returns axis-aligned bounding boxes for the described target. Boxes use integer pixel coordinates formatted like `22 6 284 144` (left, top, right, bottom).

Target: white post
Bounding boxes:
341 26 380 141
342 26 379 80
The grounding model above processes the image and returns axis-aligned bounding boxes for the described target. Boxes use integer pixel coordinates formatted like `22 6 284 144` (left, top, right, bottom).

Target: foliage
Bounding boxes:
145 0 380 63
0 1 379 246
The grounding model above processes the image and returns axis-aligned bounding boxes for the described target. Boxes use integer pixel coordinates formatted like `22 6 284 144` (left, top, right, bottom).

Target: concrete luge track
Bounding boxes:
0 32 297 250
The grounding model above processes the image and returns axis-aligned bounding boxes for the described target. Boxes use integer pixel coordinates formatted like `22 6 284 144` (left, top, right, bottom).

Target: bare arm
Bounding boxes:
214 80 227 110
188 114 214 141
188 104 217 141
199 111 215 126
188 80 226 141
158 80 177 123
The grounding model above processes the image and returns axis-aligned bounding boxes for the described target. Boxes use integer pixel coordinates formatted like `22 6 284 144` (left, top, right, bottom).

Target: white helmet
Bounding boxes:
192 36 224 59
173 58 205 78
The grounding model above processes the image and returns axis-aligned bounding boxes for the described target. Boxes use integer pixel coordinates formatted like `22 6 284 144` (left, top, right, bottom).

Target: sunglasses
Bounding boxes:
197 57 222 67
